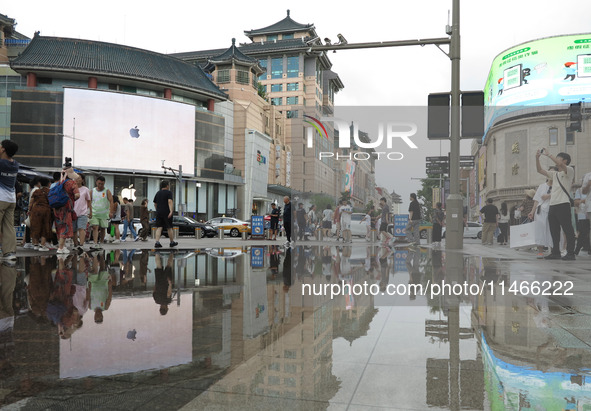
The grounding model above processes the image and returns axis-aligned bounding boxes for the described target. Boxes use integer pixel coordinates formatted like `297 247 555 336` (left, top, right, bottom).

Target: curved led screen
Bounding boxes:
484 33 591 134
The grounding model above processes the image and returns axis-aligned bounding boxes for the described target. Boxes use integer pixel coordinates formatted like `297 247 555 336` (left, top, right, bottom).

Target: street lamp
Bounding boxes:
58 117 85 166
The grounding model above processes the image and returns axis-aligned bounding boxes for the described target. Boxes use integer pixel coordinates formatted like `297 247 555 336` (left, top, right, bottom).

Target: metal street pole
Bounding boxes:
307 0 464 248
446 0 464 249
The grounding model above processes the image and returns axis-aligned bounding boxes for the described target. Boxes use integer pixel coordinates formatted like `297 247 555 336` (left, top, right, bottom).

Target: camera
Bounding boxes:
63 157 72 168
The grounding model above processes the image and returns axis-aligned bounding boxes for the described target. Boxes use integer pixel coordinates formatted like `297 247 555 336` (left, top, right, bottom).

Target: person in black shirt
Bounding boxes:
296 203 307 241
283 196 292 245
153 180 177 248
480 198 500 245
406 193 422 244
270 203 281 240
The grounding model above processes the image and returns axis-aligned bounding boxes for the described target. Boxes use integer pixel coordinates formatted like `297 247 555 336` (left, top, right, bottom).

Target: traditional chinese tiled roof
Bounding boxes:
171 38 312 65
209 38 257 65
244 10 315 39
10 34 227 100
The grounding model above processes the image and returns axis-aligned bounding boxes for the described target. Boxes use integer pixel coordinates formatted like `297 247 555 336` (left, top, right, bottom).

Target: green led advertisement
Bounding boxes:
484 33 591 135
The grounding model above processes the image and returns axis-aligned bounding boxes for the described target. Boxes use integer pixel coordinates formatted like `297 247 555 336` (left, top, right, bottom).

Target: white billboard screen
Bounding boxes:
63 88 195 176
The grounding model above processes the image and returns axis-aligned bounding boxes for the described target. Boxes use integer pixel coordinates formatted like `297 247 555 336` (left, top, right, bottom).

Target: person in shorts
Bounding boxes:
73 173 91 252
153 180 177 248
379 197 393 244
89 176 113 249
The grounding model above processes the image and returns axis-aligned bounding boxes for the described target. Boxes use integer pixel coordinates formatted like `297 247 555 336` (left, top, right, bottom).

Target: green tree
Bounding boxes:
340 191 351 203
417 174 444 222
257 83 267 100
310 193 335 210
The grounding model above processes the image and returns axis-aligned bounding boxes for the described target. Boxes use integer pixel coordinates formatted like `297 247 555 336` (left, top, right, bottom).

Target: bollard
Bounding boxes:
318 229 323 242
218 228 224 240
242 230 248 241
195 227 201 239
151 227 158 239
172 227 179 240
370 229 377 243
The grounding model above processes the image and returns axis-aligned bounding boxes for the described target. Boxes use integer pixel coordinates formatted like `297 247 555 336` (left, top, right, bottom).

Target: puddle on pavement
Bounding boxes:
2 246 591 409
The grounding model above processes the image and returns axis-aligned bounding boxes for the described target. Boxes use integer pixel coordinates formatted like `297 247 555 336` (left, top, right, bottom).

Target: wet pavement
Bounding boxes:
1 238 591 410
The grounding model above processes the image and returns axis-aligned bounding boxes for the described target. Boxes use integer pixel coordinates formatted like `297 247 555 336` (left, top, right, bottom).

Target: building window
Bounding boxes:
287 110 298 118
236 70 249 84
549 127 558 146
566 130 575 145
286 96 298 105
287 56 299 78
258 60 267 80
267 35 278 42
271 58 283 79
217 70 230 83
287 82 299 91
271 97 282 106
283 33 294 39
271 84 283 92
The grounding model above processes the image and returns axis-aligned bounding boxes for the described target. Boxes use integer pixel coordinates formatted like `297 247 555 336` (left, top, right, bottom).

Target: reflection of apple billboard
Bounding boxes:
484 33 591 136
63 88 195 175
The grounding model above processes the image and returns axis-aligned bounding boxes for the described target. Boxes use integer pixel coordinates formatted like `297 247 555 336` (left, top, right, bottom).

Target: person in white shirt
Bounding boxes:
581 171 591 255
360 212 372 241
535 149 576 260
340 201 353 243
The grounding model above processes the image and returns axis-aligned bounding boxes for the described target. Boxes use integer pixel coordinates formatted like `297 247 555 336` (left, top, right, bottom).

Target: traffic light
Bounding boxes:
567 102 582 132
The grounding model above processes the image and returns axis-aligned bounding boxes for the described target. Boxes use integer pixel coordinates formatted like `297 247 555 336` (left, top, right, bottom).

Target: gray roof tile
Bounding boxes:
10 35 227 99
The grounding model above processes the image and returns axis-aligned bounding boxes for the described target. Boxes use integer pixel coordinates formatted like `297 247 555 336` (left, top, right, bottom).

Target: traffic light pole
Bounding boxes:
446 0 464 249
309 0 463 249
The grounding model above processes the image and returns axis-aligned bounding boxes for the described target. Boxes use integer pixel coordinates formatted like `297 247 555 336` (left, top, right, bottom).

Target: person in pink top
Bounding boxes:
73 174 91 252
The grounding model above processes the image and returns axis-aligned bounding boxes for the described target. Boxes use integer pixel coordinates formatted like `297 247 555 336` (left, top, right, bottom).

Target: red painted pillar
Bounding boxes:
26 72 37 87
207 99 215 111
164 88 172 99
88 77 98 89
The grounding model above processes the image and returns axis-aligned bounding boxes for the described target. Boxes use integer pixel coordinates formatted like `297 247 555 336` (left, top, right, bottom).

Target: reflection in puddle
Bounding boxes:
1 246 591 408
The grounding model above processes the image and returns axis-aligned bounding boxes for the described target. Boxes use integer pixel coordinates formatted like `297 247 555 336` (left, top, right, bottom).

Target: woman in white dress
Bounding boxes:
529 175 553 258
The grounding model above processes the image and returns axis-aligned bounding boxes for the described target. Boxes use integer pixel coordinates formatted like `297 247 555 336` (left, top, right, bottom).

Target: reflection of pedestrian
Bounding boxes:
88 252 112 324
153 252 173 315
282 247 292 292
283 196 292 245
0 263 16 377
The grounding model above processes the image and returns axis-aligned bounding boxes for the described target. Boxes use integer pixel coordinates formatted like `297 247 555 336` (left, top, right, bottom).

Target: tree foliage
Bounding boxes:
417 174 444 222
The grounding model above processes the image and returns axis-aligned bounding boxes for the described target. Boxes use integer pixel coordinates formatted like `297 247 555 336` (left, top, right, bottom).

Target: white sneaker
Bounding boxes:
121 238 127 242
24 243 34 249
56 248 70 254
38 246 50 252
112 239 120 244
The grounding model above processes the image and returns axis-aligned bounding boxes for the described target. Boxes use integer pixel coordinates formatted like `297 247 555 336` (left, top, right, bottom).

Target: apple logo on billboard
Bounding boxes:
129 126 140 138
121 184 137 201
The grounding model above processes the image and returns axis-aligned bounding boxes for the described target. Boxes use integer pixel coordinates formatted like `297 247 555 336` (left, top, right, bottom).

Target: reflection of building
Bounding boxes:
479 34 591 210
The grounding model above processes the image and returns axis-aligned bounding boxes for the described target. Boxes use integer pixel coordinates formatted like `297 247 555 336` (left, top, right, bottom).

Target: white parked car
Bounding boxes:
332 213 371 238
442 221 482 239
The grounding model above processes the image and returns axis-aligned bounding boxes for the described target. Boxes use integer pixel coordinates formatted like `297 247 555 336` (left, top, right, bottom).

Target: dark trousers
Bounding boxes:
284 221 291 242
548 203 575 255
575 219 590 253
432 223 442 242
497 222 509 244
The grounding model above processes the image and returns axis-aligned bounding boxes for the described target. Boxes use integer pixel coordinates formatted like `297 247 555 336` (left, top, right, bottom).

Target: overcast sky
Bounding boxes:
5 1 591 206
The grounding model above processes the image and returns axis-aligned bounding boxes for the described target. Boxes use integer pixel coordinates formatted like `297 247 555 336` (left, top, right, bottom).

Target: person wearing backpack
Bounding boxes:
52 168 80 254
